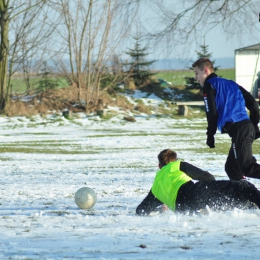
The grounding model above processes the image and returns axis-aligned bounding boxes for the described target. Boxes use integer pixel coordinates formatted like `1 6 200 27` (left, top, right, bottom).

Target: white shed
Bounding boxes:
235 43 260 98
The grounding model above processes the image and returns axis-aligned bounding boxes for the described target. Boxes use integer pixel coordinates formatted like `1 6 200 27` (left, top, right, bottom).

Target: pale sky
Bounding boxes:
201 25 260 59
138 1 260 60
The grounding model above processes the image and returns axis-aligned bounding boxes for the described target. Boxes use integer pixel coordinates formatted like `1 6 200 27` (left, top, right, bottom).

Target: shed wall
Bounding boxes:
235 49 260 97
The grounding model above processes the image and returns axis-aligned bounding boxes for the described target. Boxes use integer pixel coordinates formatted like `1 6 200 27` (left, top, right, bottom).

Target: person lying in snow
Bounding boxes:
136 149 260 216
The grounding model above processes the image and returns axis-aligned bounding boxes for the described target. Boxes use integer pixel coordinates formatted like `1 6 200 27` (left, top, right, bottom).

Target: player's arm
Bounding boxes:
203 82 218 147
136 190 165 216
203 82 218 136
180 161 216 181
238 85 260 132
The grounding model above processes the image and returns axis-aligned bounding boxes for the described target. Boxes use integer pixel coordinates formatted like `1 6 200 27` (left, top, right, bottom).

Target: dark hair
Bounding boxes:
158 149 177 167
192 57 214 71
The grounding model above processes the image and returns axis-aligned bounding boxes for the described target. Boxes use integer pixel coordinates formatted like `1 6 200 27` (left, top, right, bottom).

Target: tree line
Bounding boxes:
0 0 258 114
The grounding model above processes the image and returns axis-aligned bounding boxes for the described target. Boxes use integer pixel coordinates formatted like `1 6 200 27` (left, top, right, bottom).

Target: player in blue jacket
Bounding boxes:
192 58 260 180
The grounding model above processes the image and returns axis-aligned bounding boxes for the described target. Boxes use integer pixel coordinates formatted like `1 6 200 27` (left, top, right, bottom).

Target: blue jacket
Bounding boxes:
206 76 249 133
203 73 259 137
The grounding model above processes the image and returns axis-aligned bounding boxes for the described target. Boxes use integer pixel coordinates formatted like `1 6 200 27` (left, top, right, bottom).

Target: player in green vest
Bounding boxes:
136 149 260 215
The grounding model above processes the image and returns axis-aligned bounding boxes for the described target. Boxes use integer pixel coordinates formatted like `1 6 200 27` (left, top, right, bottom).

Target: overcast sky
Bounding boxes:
202 25 260 58
137 1 260 60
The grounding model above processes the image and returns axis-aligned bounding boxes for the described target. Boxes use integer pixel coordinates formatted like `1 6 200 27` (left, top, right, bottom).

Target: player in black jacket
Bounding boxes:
136 149 260 216
192 58 260 181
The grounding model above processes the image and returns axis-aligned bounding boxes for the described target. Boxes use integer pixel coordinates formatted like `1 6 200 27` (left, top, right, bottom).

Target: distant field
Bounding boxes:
10 68 235 93
155 69 235 85
10 77 69 93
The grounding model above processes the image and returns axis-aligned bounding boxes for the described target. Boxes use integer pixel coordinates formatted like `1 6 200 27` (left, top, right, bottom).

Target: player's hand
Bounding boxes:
160 204 169 213
206 135 215 148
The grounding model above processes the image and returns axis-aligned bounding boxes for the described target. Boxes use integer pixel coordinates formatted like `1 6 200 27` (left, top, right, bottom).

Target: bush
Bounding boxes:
134 103 151 114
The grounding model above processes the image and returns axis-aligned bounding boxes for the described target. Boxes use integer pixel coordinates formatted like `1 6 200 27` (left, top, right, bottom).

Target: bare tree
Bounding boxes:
8 2 59 96
0 0 48 113
139 0 260 56
50 0 140 114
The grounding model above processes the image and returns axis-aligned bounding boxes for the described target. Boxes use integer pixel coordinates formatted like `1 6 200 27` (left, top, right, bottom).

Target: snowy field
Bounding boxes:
0 114 260 260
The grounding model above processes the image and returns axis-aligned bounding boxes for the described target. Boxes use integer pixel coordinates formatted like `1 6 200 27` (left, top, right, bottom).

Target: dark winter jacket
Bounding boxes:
203 73 259 137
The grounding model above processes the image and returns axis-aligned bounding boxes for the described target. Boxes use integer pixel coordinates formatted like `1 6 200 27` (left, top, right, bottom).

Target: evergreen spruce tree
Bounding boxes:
185 44 220 91
124 36 156 88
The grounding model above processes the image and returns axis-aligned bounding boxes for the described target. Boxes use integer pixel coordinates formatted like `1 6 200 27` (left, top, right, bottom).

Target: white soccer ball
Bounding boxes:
74 187 97 209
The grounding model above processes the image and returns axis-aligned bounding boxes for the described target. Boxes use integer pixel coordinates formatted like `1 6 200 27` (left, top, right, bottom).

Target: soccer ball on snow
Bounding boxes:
74 187 97 209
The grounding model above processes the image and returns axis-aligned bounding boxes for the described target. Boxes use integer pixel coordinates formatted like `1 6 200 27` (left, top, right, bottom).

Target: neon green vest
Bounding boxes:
151 161 192 210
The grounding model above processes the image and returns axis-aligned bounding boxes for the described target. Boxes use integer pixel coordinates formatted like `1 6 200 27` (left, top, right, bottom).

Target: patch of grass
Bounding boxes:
156 70 193 85
11 77 69 93
0 145 101 154
27 116 37 122
134 103 152 114
218 69 235 80
115 95 133 109
71 120 83 127
187 145 230 155
101 110 119 120
155 68 235 86
135 99 144 104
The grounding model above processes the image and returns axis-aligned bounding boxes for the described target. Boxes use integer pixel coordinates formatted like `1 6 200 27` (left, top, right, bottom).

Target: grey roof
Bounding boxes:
235 43 260 51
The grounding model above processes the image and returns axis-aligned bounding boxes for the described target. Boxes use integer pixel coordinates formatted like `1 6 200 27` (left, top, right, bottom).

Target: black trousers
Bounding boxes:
225 120 260 180
175 180 260 212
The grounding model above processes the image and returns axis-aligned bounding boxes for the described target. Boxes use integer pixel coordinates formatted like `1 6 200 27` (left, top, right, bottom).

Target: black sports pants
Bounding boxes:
176 180 260 212
224 120 260 180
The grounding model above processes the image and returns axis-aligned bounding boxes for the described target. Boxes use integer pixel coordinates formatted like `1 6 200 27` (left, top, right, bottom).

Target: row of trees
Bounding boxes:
0 0 259 114
0 0 141 114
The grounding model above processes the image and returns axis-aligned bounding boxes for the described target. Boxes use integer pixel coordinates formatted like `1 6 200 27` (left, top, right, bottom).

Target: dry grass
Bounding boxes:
134 103 152 115
5 79 202 117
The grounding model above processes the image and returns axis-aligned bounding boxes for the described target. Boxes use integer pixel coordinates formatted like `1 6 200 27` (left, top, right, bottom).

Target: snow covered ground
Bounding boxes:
0 113 260 260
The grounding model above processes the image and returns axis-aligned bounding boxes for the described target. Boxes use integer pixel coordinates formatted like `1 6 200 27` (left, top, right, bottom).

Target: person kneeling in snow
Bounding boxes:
136 149 260 216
